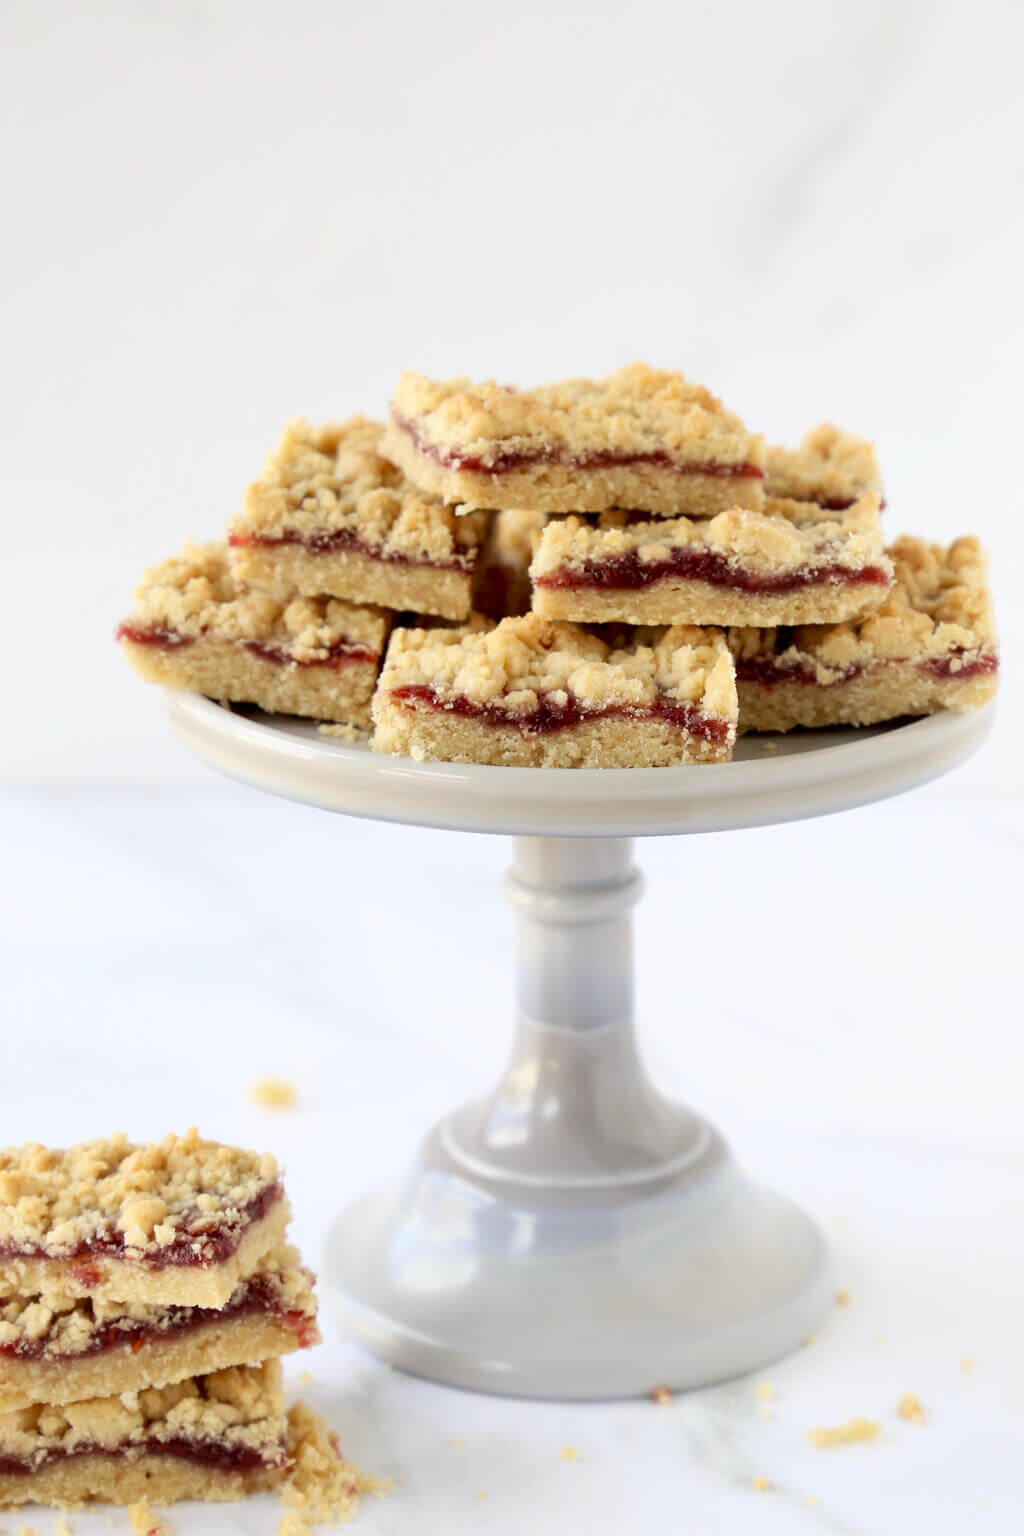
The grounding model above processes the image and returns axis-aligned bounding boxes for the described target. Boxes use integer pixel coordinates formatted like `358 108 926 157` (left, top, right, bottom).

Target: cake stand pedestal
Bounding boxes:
167 697 992 1399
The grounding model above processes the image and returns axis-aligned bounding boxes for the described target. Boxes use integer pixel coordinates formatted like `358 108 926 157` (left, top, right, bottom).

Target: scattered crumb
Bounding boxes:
127 1502 168 1536
803 1334 816 1347
281 1402 389 1533
298 1371 315 1388
760 1407 774 1421
961 1356 976 1372
250 1077 299 1110
752 1476 771 1492
807 1494 819 1505
896 1392 927 1426
17 1527 43 1536
55 1521 73 1536
651 1385 672 1405
758 740 779 752
806 1418 881 1448
318 723 370 742
873 1333 887 1346
475 1493 487 1502
836 1288 851 1306
560 1446 579 1463
450 1437 463 1448
755 1381 774 1402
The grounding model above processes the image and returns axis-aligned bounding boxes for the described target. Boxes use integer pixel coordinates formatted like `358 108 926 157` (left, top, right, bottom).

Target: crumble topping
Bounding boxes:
0 1131 279 1260
122 543 390 659
0 1363 284 1459
730 535 995 678
531 493 887 580
232 417 487 563
765 424 882 505
0 1246 314 1358
378 613 736 721
390 364 762 469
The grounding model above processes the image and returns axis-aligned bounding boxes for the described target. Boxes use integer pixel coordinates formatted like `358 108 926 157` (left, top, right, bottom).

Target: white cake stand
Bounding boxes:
167 695 993 1399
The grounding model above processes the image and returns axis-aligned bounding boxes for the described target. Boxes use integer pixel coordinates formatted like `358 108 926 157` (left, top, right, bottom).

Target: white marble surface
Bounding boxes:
2 776 1021 1534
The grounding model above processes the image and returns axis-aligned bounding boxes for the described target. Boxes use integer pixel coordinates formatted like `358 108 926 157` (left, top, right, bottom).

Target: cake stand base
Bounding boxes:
323 836 832 1399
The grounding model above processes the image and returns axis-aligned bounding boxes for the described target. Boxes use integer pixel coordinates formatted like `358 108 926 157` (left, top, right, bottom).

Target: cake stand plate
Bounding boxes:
167 695 993 1398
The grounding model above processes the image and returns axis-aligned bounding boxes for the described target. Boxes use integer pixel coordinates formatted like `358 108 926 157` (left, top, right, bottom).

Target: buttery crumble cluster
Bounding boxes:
0 1247 315 1359
0 1132 279 1258
532 492 888 578
730 535 995 678
0 1363 285 1459
389 363 763 467
765 423 883 505
233 417 487 564
379 612 736 720
125 543 391 660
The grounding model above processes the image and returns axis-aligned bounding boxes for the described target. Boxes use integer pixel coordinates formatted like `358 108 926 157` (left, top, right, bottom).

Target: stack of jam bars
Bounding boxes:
0 1132 320 1508
118 364 999 766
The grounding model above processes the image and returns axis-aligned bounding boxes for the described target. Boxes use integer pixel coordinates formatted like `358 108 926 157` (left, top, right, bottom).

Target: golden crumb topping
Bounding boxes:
730 535 995 677
279 1403 387 1534
377 613 736 722
0 1131 280 1260
765 424 882 505
232 417 487 563
0 1246 314 1359
0 1363 285 1462
390 364 762 469
121 542 391 659
531 493 888 580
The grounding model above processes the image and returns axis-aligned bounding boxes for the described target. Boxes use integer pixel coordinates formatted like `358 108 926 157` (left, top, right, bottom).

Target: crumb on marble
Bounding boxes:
560 1446 579 1463
961 1356 976 1372
896 1392 927 1425
836 1288 851 1306
874 1333 887 1346
127 1502 168 1536
752 1477 771 1492
803 1334 816 1347
450 1436 463 1447
651 1385 672 1405
806 1418 881 1448
298 1370 314 1388
250 1077 299 1110
55 1521 73 1536
755 1381 774 1402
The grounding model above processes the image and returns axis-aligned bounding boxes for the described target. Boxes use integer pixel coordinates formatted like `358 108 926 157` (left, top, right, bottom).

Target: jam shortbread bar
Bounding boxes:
371 613 737 767
383 364 765 516
228 417 489 621
731 536 998 730
530 494 892 626
117 541 391 728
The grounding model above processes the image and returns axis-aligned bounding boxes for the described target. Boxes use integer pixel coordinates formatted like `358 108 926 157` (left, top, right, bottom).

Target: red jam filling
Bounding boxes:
116 624 374 668
0 1272 313 1363
227 528 474 573
736 650 998 689
389 684 730 745
0 1183 283 1274
534 545 892 596
0 1438 281 1476
392 413 764 481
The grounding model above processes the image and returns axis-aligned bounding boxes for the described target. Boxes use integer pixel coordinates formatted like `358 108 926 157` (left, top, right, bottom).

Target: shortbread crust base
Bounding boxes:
0 1200 291 1311
230 540 476 622
0 1311 316 1414
381 426 763 516
738 662 997 732
372 702 732 767
120 637 379 728
0 1452 283 1508
532 576 890 628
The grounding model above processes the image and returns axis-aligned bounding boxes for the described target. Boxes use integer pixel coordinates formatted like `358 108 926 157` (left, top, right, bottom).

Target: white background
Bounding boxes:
1 2 1022 1533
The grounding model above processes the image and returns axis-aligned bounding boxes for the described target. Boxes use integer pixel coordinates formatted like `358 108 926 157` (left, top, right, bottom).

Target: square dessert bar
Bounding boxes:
765 423 883 509
371 612 737 767
0 1361 286 1507
730 535 998 731
529 493 893 627
0 1132 290 1310
228 417 489 622
0 1245 319 1413
383 364 765 516
118 541 391 728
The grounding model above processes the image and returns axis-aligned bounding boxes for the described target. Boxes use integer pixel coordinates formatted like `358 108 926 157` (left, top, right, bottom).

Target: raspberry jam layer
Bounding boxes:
0 1273 313 1363
736 650 998 689
0 1436 283 1476
392 413 763 481
228 528 474 572
116 624 375 667
535 546 891 596
0 1183 283 1274
389 684 730 745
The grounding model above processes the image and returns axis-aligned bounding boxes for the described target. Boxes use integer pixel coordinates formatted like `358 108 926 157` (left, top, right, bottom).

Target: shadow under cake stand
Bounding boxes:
167 696 992 1400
